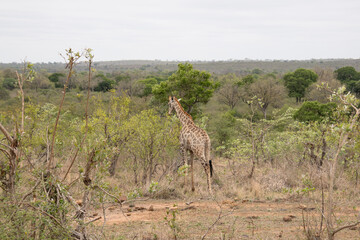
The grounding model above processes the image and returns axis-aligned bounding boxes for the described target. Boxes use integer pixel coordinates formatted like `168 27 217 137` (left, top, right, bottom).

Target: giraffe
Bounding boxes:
168 96 213 194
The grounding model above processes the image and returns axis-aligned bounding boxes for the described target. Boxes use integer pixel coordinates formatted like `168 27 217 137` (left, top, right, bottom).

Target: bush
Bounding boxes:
0 87 9 100
2 78 16 90
94 79 115 92
294 101 337 122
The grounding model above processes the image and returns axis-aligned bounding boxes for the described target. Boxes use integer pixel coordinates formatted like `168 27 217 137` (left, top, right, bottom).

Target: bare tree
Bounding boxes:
0 61 34 196
246 75 286 119
306 68 341 103
48 49 82 172
217 73 241 109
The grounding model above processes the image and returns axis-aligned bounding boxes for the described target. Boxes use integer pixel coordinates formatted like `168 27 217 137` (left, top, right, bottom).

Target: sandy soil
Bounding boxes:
89 198 360 239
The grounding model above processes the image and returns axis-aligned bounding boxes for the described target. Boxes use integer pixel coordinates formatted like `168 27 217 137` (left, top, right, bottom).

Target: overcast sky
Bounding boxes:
1 0 360 63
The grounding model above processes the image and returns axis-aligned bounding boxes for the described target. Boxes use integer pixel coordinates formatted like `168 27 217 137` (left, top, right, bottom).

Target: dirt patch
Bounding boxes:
90 199 360 239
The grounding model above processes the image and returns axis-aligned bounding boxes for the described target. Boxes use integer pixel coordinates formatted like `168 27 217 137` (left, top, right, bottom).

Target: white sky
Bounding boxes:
1 0 360 63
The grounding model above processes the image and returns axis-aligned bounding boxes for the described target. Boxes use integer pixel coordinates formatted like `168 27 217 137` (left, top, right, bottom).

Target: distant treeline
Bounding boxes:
1 58 360 74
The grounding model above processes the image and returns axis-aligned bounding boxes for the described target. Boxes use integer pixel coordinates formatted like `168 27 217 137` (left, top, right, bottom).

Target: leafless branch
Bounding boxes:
8 179 41 220
0 142 15 151
0 148 10 158
0 123 13 143
25 203 67 231
201 198 235 240
85 216 102 225
93 185 124 205
48 49 82 171
332 222 360 236
62 51 93 181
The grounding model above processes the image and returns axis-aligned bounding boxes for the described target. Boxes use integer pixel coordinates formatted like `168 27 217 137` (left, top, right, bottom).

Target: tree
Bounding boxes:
239 74 256 86
90 93 132 176
2 78 16 90
246 75 286 119
138 76 166 97
125 110 179 186
94 73 115 92
293 101 337 122
283 68 318 102
48 72 66 88
334 66 360 96
306 68 341 103
152 63 219 115
217 73 241 109
334 66 359 83
0 87 8 100
317 86 360 239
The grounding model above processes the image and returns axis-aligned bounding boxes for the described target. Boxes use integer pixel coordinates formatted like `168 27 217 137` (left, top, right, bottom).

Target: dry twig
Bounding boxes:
201 198 235 240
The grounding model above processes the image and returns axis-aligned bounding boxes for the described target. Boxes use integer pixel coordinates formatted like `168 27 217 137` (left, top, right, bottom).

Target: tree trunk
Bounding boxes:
109 153 120 176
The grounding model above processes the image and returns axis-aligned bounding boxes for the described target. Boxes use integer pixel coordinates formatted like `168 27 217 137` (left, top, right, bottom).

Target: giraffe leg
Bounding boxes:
190 151 195 192
201 160 213 195
180 146 187 188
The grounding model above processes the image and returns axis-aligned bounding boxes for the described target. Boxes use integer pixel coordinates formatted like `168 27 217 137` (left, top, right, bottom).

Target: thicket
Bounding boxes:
1 50 360 239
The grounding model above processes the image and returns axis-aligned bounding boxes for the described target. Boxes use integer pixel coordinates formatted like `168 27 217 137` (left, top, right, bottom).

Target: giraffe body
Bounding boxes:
168 96 213 194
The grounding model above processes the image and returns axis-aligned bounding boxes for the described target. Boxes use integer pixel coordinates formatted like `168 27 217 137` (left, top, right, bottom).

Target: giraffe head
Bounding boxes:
168 96 176 115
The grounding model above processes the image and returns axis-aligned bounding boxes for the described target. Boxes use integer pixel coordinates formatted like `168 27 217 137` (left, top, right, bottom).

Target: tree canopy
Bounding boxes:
246 75 286 119
293 101 337 122
152 62 219 115
283 68 318 102
94 73 116 92
334 66 360 97
335 66 360 83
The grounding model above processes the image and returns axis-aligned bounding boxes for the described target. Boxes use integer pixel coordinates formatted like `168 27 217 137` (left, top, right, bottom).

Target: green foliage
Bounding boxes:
294 101 337 122
0 86 9 100
127 188 143 199
152 62 219 116
335 66 360 83
94 79 115 92
238 74 255 86
48 73 65 83
177 164 189 177
94 74 116 92
2 78 16 90
283 68 318 102
212 110 237 153
164 204 180 239
149 181 159 194
125 109 179 184
334 66 360 96
252 68 263 75
138 77 165 97
115 74 131 83
48 73 65 88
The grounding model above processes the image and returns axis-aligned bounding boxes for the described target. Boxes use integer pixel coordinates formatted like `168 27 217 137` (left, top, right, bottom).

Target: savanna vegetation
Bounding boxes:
1 49 360 239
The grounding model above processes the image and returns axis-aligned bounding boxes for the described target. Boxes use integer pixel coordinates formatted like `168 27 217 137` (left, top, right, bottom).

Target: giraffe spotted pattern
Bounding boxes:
168 96 213 194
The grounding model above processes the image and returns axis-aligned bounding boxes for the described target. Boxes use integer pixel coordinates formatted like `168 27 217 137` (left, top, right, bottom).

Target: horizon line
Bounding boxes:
1 57 360 64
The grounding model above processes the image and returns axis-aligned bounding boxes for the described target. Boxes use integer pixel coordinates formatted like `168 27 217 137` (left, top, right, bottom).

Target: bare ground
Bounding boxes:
89 198 360 240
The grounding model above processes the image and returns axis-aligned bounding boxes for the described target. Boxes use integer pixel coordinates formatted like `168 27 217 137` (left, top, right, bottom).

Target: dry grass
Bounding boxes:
11 156 360 239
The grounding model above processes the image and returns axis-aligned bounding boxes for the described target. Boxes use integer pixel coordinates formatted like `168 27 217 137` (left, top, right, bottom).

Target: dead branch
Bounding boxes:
0 123 13 143
25 203 67 231
0 148 10 158
201 198 235 240
101 201 107 234
62 50 93 181
0 142 15 151
48 49 82 171
8 179 41 219
332 222 360 237
93 184 125 204
15 70 25 134
85 216 102 225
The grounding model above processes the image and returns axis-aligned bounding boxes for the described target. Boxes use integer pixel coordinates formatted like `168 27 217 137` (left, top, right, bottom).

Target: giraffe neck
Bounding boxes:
173 100 193 127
